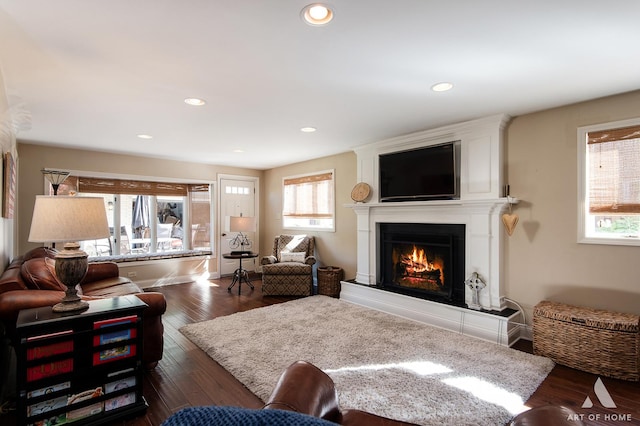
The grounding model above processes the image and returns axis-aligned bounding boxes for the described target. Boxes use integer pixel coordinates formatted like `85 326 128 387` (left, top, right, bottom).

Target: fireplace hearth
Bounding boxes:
378 223 465 306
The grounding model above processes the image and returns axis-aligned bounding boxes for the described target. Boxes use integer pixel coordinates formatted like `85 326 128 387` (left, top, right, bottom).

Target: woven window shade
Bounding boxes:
78 177 208 196
283 171 333 218
283 172 333 186
587 125 640 214
188 184 210 192
588 125 640 145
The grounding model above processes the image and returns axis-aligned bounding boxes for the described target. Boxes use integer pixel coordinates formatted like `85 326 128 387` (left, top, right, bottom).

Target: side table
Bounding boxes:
222 252 259 295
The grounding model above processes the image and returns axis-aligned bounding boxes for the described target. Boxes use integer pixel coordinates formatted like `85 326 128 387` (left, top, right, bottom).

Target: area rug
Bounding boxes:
180 296 554 425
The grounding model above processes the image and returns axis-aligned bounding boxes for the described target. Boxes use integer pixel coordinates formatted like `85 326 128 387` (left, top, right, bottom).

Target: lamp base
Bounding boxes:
53 242 91 313
52 297 89 313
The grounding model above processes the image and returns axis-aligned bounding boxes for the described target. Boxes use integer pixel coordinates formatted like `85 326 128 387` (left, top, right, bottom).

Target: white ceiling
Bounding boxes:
1 1 639 170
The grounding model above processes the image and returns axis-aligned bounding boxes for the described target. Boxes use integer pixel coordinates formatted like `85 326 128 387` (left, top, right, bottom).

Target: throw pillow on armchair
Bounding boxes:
280 252 306 263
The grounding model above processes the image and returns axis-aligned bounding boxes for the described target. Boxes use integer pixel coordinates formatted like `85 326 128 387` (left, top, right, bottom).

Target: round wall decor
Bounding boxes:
351 182 371 202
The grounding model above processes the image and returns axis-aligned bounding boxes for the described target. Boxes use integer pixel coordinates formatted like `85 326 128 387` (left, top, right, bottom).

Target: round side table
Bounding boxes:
222 252 259 295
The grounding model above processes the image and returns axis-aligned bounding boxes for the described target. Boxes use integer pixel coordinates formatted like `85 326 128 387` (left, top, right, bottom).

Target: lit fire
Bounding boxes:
398 245 444 285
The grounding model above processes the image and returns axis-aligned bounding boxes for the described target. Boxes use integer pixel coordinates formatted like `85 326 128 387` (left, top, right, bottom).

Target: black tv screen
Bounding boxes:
379 141 460 202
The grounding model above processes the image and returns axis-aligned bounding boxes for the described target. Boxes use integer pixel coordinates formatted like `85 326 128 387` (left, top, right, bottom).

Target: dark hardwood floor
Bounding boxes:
3 277 639 425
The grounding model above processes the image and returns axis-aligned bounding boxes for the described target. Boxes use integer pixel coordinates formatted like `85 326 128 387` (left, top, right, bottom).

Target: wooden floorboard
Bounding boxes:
2 278 639 425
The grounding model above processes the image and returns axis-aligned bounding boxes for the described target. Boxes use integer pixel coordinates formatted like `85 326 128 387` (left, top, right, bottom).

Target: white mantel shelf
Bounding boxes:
345 197 518 211
340 281 521 346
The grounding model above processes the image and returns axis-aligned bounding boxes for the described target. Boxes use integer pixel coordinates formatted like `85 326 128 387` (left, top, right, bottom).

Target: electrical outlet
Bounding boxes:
127 271 137 278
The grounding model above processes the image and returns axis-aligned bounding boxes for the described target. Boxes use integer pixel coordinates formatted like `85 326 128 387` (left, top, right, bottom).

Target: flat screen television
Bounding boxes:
379 141 460 202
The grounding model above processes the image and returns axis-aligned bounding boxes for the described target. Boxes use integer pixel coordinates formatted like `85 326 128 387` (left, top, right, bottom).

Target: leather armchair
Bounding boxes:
0 247 166 367
261 235 316 296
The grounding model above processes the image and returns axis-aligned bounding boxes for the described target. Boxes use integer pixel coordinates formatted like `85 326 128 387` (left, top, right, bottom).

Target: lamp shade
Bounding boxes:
229 216 255 233
28 196 110 243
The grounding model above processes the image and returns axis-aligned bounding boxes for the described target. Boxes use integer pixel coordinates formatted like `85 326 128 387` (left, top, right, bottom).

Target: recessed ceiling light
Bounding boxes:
300 127 317 133
431 82 454 92
233 149 244 153
301 4 334 26
184 98 206 106
137 134 153 139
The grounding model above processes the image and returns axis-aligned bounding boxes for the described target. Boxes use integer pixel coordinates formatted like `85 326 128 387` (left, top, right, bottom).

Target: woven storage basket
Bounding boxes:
533 300 640 381
317 266 343 298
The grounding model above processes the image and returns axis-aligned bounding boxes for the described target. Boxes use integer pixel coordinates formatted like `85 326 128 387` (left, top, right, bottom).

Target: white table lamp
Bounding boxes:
28 195 110 312
229 215 255 252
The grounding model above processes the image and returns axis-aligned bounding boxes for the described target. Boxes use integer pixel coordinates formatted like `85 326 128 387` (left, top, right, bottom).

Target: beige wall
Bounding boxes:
505 90 640 320
261 151 358 279
16 142 261 281
0 68 15 267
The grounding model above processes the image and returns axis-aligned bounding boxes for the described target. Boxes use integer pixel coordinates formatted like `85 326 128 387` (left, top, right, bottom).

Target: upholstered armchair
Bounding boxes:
261 235 316 296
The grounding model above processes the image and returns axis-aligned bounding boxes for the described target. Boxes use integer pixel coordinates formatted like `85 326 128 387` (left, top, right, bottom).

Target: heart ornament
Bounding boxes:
502 213 519 236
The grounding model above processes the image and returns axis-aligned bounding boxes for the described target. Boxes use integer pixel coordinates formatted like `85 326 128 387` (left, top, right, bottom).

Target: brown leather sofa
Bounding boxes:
263 360 418 425
0 247 166 367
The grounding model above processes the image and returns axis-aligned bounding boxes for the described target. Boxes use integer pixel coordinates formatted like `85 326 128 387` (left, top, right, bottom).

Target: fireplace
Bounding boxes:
343 115 520 345
378 223 465 306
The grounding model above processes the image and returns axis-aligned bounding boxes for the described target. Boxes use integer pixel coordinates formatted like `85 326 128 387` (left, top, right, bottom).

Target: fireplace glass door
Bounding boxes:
379 223 465 306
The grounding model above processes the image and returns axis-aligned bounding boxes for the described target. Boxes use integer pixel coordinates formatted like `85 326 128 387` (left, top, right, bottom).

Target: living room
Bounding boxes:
1 2 640 425
11 91 640 326
3 87 640 426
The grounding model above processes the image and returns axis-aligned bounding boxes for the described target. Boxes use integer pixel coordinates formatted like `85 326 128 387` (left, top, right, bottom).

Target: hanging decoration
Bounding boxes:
502 195 519 236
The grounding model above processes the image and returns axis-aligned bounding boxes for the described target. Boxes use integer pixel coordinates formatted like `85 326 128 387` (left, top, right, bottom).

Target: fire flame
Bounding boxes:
403 246 433 273
398 245 445 284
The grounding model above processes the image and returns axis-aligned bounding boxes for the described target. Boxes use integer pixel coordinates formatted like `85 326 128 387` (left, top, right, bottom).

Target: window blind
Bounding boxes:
587 125 640 214
75 178 209 196
283 171 333 219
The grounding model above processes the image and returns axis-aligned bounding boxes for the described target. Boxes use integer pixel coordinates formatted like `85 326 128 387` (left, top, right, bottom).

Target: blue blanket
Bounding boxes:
161 406 337 426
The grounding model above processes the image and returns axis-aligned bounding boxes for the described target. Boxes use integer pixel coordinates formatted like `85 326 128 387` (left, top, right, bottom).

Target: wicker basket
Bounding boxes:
533 300 640 381
317 266 343 298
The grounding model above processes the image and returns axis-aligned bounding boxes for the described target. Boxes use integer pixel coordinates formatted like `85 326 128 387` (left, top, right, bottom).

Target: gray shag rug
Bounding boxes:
180 296 554 425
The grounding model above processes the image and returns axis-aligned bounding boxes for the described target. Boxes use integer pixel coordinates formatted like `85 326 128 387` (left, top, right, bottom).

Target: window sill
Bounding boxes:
578 236 640 247
89 249 212 263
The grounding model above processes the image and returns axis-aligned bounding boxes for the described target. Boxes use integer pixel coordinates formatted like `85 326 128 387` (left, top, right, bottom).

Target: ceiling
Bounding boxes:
1 1 639 170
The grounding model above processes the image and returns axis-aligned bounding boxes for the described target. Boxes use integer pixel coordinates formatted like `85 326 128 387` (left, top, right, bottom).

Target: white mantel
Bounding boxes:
347 114 513 312
349 198 512 311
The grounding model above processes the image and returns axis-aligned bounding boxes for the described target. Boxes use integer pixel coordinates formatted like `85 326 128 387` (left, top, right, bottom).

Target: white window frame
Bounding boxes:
282 169 335 232
41 169 215 256
578 117 640 246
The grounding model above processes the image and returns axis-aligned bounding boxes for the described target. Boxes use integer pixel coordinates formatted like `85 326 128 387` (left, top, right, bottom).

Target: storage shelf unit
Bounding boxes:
16 295 148 425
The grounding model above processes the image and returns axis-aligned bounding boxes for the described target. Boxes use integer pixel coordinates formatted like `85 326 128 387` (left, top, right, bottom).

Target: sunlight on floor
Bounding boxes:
443 376 528 414
325 360 452 376
195 272 219 287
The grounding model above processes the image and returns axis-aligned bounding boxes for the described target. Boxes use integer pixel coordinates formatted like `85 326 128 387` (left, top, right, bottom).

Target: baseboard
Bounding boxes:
519 324 533 341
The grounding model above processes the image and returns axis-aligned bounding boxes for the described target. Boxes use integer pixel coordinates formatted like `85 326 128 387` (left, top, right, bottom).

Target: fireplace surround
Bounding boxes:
343 114 522 346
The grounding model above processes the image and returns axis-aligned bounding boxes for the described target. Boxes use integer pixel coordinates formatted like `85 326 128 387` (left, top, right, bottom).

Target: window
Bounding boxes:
48 175 213 256
283 170 335 231
578 118 640 246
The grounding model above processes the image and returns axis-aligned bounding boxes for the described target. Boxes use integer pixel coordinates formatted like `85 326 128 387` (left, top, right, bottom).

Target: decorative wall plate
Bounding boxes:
351 182 371 203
